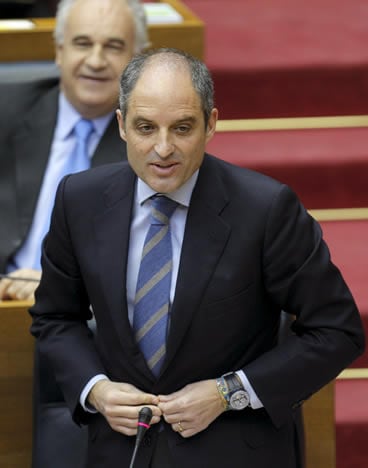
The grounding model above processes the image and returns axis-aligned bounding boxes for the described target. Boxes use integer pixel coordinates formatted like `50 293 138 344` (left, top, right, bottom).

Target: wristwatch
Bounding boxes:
217 372 250 411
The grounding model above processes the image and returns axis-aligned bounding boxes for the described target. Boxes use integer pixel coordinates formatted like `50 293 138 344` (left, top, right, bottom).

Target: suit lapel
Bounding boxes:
92 156 232 381
93 168 155 380
163 156 231 373
12 86 58 239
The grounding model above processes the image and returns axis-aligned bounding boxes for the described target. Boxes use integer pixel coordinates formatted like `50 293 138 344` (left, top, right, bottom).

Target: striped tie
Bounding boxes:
133 195 178 377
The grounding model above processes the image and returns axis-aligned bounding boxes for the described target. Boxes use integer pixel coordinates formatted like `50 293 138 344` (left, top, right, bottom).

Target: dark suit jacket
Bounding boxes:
0 78 127 272
30 154 364 468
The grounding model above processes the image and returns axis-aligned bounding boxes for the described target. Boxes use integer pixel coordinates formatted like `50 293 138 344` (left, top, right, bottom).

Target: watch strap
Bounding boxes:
223 372 243 393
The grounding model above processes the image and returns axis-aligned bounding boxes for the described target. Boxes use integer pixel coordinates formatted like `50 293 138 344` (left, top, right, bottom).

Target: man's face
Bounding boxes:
117 63 218 194
56 0 136 119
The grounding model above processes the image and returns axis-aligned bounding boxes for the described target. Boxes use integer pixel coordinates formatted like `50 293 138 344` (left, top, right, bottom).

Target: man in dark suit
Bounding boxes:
0 0 148 300
30 48 365 467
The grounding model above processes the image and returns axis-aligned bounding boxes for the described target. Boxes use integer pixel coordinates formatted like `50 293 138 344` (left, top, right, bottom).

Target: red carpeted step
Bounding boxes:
321 221 368 369
182 0 368 119
206 126 368 209
336 379 368 468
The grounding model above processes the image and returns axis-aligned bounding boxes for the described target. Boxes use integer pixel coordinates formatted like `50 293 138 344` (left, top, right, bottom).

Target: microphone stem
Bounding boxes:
128 407 152 467
129 444 139 468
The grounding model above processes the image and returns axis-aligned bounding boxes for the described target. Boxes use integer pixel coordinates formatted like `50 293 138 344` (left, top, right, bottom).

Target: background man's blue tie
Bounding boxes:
133 195 178 377
32 119 93 269
66 118 94 173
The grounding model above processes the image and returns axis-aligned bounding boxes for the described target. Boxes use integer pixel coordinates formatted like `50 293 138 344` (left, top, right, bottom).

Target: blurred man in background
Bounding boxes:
0 0 148 300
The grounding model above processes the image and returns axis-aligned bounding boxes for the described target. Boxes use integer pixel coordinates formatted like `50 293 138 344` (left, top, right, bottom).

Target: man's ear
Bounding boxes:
55 44 62 68
116 109 127 142
205 108 218 144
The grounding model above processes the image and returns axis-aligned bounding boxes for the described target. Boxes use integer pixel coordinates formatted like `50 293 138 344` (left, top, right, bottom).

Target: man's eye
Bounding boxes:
74 41 91 49
176 126 191 134
137 125 154 134
106 42 125 52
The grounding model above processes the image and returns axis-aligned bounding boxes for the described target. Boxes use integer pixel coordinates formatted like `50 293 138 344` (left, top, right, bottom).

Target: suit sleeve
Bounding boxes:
244 184 365 428
29 175 107 425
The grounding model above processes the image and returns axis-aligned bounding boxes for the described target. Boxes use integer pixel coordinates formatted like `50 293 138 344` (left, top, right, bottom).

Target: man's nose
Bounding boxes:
85 45 107 69
154 133 174 158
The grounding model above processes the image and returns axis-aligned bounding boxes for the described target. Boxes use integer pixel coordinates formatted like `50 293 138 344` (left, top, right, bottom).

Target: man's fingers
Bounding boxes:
171 420 199 438
0 268 41 301
0 279 10 299
6 281 37 300
104 405 162 436
162 412 182 424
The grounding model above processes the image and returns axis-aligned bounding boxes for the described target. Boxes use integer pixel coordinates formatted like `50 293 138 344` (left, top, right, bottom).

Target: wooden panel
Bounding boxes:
0 0 204 62
304 381 336 468
0 301 34 468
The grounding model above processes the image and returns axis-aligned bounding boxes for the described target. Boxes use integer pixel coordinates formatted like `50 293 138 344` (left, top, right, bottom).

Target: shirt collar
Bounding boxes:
137 170 199 208
55 92 114 140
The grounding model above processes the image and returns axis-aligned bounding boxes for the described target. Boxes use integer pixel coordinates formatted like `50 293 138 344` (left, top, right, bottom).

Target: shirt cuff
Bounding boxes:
236 370 263 409
80 374 109 413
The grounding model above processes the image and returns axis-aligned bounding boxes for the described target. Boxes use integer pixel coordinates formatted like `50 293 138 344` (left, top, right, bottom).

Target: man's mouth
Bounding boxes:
80 75 110 83
151 162 178 174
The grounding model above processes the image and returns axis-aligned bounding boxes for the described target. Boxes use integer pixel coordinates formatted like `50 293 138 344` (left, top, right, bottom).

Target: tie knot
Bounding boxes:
74 119 94 142
150 195 178 225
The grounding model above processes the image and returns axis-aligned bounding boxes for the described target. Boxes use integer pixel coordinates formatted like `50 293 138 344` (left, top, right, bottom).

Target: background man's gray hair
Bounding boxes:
53 0 149 53
119 48 215 126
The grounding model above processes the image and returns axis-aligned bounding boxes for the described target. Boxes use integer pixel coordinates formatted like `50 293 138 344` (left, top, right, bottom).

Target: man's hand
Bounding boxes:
158 380 225 438
0 268 41 301
88 380 162 435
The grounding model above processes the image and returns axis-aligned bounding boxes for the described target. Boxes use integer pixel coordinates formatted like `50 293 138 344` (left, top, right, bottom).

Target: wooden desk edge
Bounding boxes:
0 300 33 312
0 0 204 61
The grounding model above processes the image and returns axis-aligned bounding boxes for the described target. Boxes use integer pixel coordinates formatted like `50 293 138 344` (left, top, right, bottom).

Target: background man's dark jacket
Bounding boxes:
0 78 127 272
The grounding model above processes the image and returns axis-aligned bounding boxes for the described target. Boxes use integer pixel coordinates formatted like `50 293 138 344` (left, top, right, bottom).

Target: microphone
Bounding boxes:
129 406 153 468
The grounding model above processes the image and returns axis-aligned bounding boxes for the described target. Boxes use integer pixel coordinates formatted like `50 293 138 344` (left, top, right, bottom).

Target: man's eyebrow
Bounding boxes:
131 116 198 125
71 35 91 42
105 38 127 47
174 116 197 124
132 116 154 125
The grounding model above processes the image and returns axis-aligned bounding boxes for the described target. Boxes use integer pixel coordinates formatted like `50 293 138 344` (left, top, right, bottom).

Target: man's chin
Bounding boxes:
146 178 181 194
75 95 117 117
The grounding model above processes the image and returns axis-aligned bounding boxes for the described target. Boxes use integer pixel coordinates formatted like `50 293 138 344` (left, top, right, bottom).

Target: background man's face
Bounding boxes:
56 0 136 119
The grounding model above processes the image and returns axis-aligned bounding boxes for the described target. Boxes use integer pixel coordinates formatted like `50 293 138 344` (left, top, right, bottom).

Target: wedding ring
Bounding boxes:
177 421 184 433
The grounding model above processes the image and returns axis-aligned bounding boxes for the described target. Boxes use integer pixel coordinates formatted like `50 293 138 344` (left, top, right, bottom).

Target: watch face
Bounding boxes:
230 390 250 410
